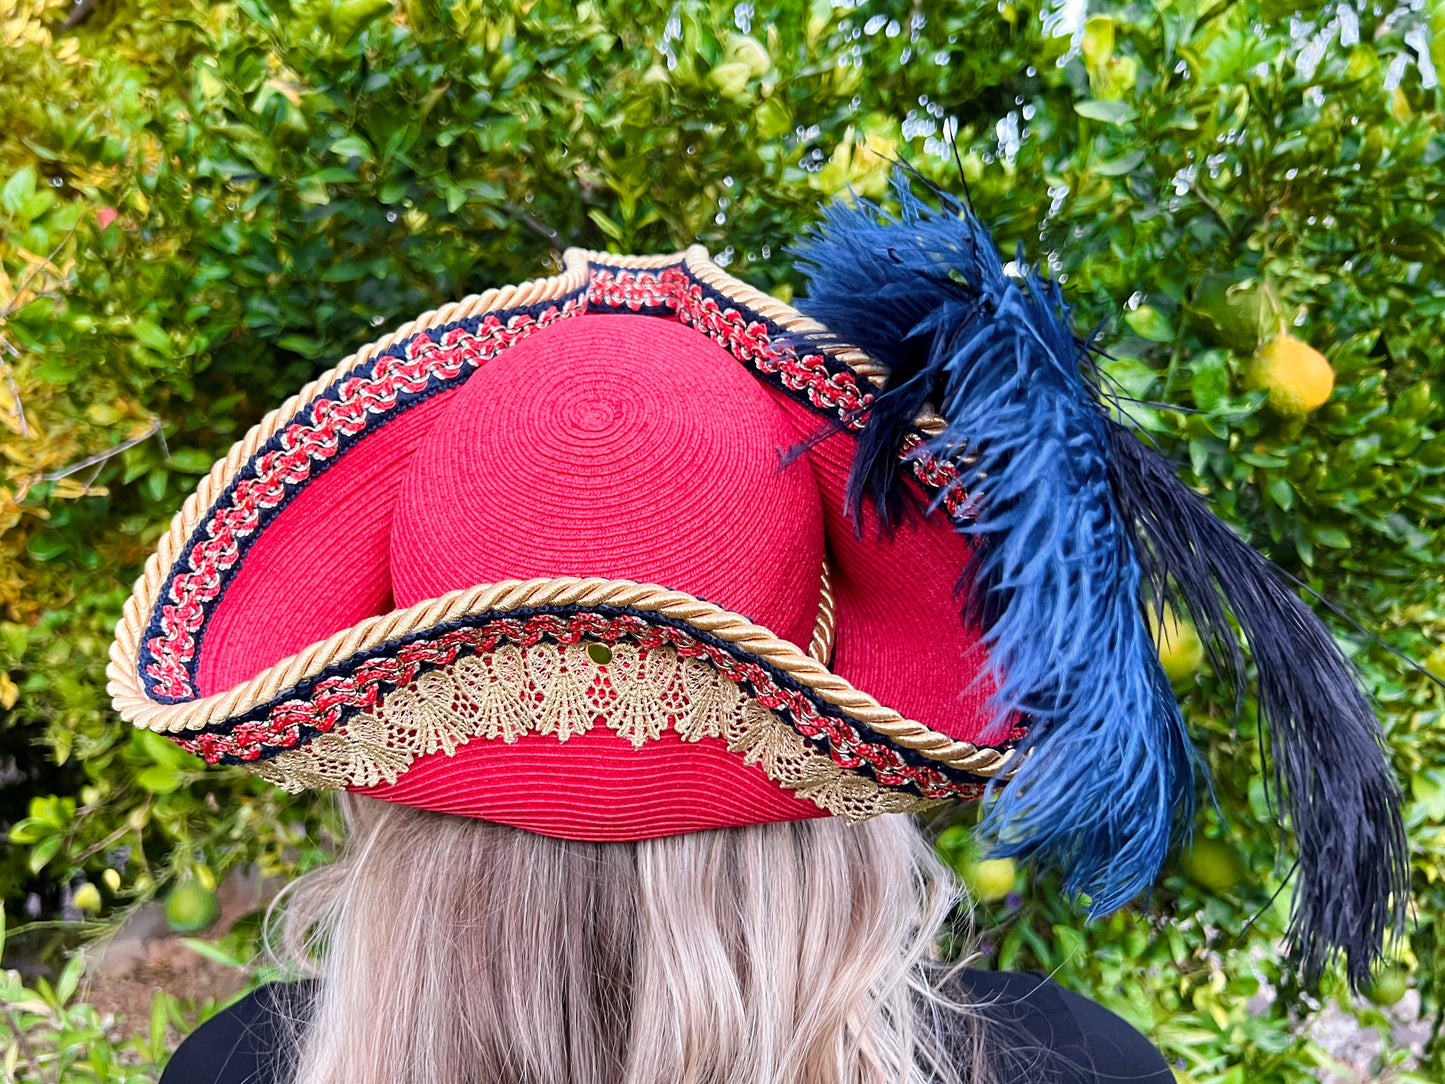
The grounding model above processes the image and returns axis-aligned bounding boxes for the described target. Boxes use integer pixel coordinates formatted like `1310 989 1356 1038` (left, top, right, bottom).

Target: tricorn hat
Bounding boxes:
109 175 1405 989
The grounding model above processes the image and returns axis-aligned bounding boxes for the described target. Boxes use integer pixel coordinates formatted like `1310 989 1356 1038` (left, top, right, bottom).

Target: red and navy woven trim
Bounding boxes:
170 606 1012 801
587 264 967 510
140 291 586 703
139 260 968 706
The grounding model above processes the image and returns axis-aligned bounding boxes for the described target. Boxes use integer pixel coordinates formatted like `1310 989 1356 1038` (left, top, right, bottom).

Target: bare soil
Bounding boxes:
80 866 276 1045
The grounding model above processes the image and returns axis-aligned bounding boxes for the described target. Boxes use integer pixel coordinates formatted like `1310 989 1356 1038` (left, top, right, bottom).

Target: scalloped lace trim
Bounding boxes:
253 642 933 822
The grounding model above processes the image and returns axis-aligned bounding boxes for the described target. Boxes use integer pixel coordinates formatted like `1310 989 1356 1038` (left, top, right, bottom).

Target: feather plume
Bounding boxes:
791 169 1406 988
1107 429 1408 989
791 175 1195 912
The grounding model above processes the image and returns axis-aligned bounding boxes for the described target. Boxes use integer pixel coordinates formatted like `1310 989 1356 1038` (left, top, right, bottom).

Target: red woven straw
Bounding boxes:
193 308 998 838
389 315 825 643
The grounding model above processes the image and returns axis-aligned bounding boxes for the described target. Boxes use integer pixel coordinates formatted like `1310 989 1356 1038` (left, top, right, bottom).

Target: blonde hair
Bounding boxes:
267 797 990 1084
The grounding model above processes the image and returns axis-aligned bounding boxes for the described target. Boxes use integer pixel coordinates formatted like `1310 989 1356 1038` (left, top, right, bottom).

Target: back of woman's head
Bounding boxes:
270 797 983 1084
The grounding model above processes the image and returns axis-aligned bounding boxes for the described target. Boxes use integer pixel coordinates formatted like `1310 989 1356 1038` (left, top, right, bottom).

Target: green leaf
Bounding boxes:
277 334 327 357
1312 525 1352 549
149 990 170 1066
997 924 1024 972
1238 451 1288 467
25 534 68 562
329 135 374 161
1081 15 1115 70
1094 149 1147 176
1074 99 1136 125
321 259 372 282
1412 770 1445 820
55 953 84 1003
28 834 62 875
136 765 184 794
588 209 624 241
300 167 359 184
32 357 81 384
1099 354 1156 398
137 729 198 769
7 817 47 844
142 468 169 502
21 188 54 221
167 449 215 474
51 728 71 766
1294 533 1315 567
29 795 74 827
1267 476 1294 511
332 0 395 46
1051 924 1089 965
1124 304 1173 342
179 937 248 968
214 124 277 175
1 165 37 214
129 318 172 354
1190 350 1230 412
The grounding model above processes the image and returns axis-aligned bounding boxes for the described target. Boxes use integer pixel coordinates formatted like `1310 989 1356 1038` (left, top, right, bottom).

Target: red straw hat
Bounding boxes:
109 176 1407 988
109 248 1014 840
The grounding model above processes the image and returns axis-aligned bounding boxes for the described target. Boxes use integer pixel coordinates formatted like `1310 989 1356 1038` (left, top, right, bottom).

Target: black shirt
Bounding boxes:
161 971 1173 1083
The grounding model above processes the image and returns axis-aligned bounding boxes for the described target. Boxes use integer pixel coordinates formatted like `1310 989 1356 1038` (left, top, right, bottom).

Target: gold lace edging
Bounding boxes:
252 641 936 822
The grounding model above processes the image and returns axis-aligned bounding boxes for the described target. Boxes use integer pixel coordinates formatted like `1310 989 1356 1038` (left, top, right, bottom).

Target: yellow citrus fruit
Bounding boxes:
1247 334 1335 417
964 858 1018 903
1150 606 1205 683
1184 838 1246 895
165 881 220 933
72 882 102 913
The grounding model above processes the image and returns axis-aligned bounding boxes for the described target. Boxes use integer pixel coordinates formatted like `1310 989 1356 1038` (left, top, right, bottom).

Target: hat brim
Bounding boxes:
108 248 1022 831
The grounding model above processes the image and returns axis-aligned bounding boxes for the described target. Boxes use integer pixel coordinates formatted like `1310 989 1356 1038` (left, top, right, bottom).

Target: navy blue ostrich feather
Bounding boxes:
1107 429 1408 989
791 170 1406 989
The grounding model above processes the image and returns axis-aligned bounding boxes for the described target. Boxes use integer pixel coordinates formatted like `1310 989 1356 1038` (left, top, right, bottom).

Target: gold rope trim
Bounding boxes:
252 639 935 822
807 558 835 665
112 578 1017 780
114 575 1017 779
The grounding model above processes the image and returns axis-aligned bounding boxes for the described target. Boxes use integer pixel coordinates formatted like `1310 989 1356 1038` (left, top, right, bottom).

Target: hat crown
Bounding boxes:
117 250 1003 847
390 314 825 648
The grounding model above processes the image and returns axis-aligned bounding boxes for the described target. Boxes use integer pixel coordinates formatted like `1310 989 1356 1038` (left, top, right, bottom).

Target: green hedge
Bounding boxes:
1 1 1442 1080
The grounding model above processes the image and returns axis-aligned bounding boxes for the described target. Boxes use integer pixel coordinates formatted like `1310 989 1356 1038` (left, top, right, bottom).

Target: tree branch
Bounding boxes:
40 420 161 482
